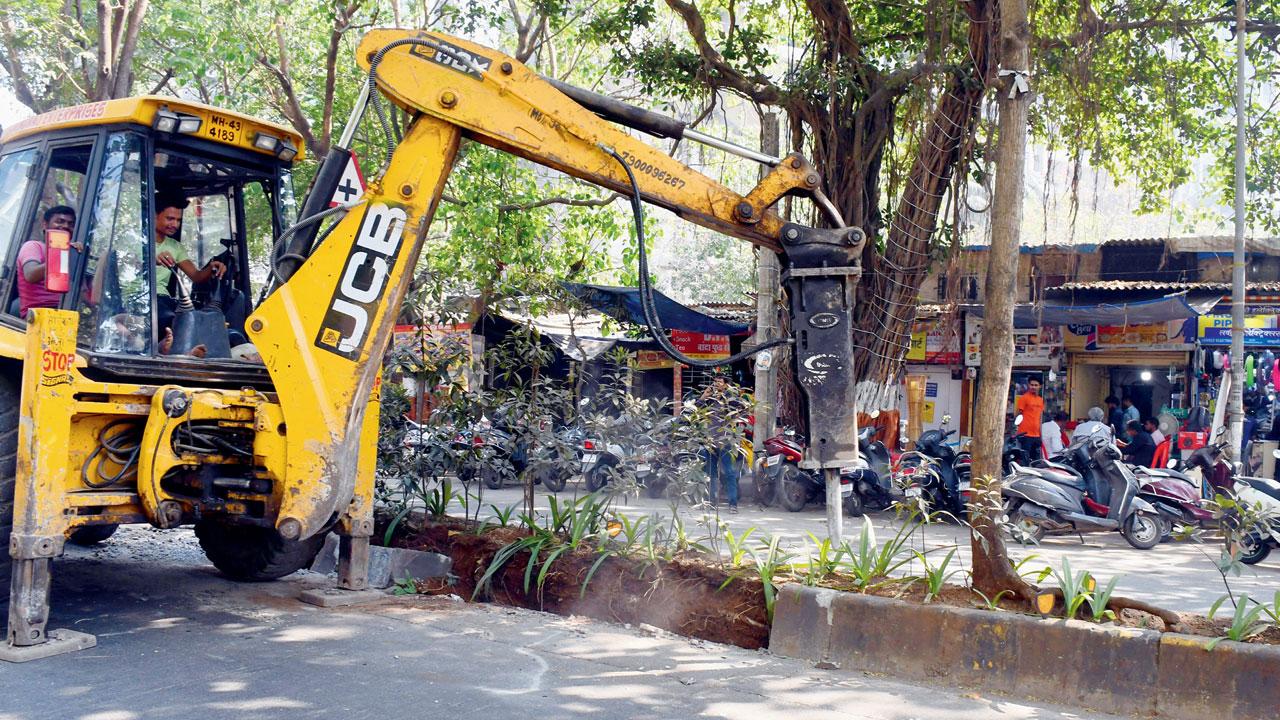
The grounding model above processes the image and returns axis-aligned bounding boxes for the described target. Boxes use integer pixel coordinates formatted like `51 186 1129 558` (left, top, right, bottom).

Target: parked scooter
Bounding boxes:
1131 447 1219 537
1003 434 1162 550
760 428 857 512
895 415 964 517
1231 453 1280 565
840 425 897 516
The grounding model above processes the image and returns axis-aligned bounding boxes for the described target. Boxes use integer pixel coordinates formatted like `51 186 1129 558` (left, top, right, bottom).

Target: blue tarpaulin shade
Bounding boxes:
562 283 750 336
967 291 1222 328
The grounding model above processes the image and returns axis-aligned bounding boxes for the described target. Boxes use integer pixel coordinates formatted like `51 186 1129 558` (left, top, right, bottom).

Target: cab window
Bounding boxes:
0 148 40 311
77 132 152 354
3 142 93 319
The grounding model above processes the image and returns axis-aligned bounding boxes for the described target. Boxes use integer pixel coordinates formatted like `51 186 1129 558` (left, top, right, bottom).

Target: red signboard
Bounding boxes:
669 330 729 360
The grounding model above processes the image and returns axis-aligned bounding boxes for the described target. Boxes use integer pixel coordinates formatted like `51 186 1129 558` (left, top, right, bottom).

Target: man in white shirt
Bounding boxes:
1143 417 1166 446
1073 407 1114 444
1040 412 1066 457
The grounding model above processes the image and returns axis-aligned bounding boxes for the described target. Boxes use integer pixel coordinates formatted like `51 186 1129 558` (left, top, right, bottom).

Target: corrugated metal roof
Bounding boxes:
1050 280 1280 292
1101 237 1280 254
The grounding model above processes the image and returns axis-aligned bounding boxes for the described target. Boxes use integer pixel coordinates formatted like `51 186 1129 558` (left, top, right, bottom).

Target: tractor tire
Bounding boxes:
67 524 119 546
0 373 18 606
195 521 328 581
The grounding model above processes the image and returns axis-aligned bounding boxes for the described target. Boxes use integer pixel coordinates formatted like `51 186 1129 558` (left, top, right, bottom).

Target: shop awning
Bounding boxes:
562 283 751 336
967 291 1222 328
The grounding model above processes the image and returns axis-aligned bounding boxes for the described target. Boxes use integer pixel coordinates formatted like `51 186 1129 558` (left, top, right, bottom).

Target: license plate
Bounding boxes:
582 453 598 464
959 481 971 491
766 454 782 467
635 463 650 473
905 486 923 498
204 113 244 144
840 484 853 496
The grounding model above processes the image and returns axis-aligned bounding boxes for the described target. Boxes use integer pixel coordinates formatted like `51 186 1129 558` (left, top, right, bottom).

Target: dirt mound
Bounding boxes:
390 518 769 649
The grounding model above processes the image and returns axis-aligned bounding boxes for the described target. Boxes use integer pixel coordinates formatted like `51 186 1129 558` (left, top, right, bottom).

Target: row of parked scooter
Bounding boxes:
404 408 1280 563
891 415 1280 560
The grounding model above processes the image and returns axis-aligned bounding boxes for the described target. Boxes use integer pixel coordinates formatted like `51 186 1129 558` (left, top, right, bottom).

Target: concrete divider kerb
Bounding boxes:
769 584 1280 720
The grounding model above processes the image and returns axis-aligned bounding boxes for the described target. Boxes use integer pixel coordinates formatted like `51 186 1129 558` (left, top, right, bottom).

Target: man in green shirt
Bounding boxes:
154 194 226 294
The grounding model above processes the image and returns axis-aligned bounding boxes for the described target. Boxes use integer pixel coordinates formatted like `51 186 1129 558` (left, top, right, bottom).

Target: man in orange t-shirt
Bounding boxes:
1015 378 1045 460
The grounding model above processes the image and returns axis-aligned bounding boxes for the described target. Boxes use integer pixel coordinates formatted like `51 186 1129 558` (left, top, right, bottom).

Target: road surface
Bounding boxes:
0 525 1127 720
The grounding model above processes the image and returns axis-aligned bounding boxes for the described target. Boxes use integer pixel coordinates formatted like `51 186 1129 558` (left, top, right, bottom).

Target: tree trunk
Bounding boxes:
848 0 997 411
969 0 1036 600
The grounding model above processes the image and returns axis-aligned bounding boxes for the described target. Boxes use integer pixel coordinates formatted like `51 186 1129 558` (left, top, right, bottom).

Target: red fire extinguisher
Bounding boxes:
44 228 72 293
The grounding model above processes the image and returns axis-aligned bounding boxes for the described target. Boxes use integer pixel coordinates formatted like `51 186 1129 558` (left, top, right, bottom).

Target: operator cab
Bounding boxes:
0 97 301 383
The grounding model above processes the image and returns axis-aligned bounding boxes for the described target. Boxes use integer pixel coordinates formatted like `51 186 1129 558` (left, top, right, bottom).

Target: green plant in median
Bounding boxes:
723 527 759 568
800 533 847 587
972 588 1013 611
1051 558 1095 621
744 535 796 623
840 516 917 591
1087 575 1121 623
392 573 417 596
915 548 961 603
1207 593 1271 649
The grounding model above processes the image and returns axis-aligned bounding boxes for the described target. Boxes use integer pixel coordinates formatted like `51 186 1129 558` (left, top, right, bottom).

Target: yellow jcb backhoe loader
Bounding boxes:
0 29 863 660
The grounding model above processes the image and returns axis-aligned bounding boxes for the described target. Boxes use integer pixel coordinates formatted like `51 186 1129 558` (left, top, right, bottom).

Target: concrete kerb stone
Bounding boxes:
769 584 836 662
769 585 1280 720
1156 632 1280 720
311 535 452 589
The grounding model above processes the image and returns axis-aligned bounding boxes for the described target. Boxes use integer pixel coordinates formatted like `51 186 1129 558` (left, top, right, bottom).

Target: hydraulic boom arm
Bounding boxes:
246 29 865 541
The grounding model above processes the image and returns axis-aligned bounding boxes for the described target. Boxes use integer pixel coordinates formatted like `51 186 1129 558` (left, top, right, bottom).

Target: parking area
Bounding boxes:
437 480 1280 615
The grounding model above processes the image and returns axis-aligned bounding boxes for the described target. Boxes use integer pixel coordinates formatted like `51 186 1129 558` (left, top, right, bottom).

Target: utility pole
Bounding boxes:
1229 0 1247 464
752 113 781 493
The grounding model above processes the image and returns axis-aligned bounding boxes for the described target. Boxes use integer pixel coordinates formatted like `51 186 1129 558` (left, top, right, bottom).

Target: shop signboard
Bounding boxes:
1196 314 1280 346
634 349 677 370
669 329 730 360
907 318 961 364
1063 320 1191 352
964 316 1061 367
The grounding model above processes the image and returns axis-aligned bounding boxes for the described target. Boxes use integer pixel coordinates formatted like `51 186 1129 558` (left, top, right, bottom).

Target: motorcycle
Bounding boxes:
761 428 857 513
895 415 964 517
1131 447 1219 538
839 425 897 516
1003 434 1162 550
1180 442 1280 565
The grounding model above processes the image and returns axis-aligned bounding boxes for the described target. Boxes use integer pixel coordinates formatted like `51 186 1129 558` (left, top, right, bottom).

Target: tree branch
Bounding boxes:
662 0 781 104
259 17 320 156
0 15 44 111
110 0 150 98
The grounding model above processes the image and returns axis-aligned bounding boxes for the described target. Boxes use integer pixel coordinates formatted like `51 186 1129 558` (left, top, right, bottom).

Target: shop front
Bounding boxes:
1063 320 1193 422
963 315 1065 435
900 316 964 438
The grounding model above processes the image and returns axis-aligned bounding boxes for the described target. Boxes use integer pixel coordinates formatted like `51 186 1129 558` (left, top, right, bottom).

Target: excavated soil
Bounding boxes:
382 515 769 649
378 513 1277 648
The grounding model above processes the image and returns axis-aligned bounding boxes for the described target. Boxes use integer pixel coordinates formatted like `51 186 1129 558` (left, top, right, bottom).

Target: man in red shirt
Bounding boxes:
16 205 77 318
1014 377 1045 460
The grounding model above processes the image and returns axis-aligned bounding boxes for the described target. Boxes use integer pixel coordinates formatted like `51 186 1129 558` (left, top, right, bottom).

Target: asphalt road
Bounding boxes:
0 525 1126 720
442 481 1280 615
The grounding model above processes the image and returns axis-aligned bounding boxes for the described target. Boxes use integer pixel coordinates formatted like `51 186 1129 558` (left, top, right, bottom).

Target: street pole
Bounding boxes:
1228 0 1247 464
752 113 781 494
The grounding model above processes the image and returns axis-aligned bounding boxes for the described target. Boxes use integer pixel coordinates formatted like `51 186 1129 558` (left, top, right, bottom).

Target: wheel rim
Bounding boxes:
1129 514 1159 544
1010 514 1040 544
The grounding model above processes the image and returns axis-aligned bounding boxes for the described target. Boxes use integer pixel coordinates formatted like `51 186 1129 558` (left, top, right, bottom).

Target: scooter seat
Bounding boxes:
1015 464 1086 491
1137 467 1197 486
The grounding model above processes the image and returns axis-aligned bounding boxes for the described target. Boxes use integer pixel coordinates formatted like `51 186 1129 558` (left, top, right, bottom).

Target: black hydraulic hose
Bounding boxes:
599 145 790 369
